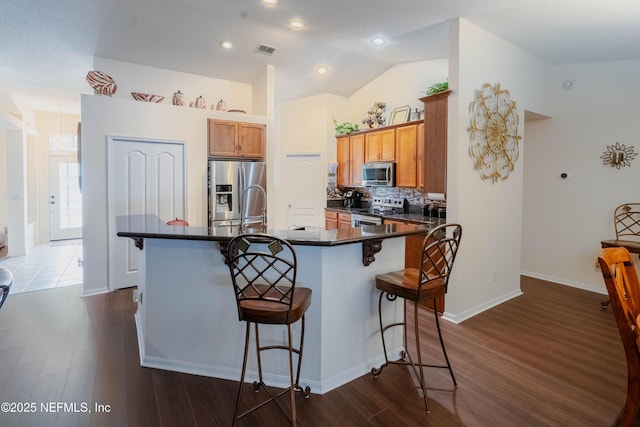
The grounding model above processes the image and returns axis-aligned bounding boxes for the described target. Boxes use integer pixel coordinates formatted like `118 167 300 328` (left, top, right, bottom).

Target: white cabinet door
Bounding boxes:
108 137 186 290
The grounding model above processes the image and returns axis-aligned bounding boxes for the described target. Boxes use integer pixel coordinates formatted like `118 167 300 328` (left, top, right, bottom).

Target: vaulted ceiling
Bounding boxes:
1 0 638 115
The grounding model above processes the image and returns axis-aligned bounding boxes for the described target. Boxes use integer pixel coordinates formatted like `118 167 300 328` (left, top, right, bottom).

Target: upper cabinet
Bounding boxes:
365 128 395 162
337 133 364 187
395 124 418 187
336 120 425 188
417 123 425 188
208 119 265 159
419 90 450 195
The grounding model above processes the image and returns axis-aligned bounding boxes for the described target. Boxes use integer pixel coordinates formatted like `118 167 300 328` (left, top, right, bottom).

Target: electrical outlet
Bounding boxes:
594 259 601 271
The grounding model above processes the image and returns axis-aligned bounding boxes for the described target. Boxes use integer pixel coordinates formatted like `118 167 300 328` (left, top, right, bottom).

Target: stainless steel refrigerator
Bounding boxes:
208 160 267 227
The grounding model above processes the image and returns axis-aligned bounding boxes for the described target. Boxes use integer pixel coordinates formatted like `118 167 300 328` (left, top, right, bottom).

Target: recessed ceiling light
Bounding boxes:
371 37 386 46
289 18 305 30
221 41 233 49
262 0 278 5
316 65 328 76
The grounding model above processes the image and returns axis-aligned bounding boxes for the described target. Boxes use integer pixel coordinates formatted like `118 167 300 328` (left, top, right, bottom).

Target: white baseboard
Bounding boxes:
80 286 110 297
520 271 607 295
443 289 523 324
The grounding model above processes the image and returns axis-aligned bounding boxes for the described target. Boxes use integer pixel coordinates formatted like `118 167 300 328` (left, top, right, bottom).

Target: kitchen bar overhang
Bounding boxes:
116 214 430 266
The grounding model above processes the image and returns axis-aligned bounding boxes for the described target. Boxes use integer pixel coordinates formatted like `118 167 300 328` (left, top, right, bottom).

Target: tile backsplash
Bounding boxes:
333 186 444 208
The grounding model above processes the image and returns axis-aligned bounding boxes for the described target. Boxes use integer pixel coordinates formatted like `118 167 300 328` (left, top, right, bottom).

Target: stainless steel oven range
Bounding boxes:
351 213 382 227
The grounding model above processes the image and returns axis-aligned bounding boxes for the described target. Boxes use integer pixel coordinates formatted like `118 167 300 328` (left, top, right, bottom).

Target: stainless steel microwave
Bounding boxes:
362 162 395 187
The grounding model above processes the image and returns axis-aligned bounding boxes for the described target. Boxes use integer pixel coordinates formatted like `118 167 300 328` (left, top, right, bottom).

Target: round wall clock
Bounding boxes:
469 82 522 183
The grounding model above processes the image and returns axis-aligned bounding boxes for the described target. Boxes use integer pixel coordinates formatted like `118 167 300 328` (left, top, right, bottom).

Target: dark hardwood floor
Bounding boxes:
0 276 630 426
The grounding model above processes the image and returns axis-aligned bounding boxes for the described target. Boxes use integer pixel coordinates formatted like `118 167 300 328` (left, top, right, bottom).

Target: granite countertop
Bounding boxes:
325 206 443 226
116 214 430 247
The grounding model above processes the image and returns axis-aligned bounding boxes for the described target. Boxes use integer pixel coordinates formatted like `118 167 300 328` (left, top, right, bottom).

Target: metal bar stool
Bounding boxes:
371 223 462 412
226 234 312 426
0 267 14 310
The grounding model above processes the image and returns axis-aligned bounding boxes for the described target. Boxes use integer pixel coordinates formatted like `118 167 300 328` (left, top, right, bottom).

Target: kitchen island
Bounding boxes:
117 214 431 394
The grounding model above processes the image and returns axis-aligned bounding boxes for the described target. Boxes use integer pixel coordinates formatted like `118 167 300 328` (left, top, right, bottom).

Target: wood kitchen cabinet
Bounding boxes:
338 212 352 229
336 120 424 188
208 119 265 159
364 128 395 162
417 122 424 188
395 124 418 187
336 133 364 187
419 90 450 195
325 210 351 230
325 210 338 229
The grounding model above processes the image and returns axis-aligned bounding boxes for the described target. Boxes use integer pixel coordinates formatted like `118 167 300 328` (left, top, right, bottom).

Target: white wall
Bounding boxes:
80 60 273 295
522 58 640 293
444 18 552 321
341 59 449 128
93 57 253 113
80 95 268 295
275 93 348 229
275 60 446 227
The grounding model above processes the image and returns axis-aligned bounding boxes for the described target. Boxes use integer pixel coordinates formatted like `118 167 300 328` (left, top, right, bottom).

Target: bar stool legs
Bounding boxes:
226 234 313 425
371 293 457 412
232 317 310 426
433 299 457 387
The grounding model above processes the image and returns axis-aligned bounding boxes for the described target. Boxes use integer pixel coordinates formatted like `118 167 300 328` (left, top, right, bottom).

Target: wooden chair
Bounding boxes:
601 203 640 308
371 223 462 411
598 247 640 426
601 203 640 254
226 234 312 426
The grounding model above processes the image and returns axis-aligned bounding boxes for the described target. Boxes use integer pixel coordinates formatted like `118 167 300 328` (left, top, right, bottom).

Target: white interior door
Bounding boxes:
285 153 323 228
108 137 186 290
48 156 82 241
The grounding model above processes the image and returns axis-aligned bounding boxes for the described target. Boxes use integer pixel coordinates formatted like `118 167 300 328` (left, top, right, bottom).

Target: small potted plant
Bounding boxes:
333 118 360 136
426 81 449 95
362 101 387 129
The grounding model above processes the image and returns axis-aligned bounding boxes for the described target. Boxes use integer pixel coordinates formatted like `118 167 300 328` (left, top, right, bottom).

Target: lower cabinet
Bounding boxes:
338 212 352 229
325 210 338 230
325 210 352 230
383 219 444 313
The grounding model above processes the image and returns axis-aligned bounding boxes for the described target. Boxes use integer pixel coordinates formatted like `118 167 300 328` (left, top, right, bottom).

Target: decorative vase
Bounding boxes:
172 90 185 106
195 95 206 109
86 71 117 96
216 99 227 111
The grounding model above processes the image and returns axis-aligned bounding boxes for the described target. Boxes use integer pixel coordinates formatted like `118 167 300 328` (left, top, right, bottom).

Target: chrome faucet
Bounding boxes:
240 184 267 230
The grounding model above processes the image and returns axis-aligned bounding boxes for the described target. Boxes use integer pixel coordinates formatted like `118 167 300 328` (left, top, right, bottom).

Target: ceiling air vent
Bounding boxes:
255 44 276 56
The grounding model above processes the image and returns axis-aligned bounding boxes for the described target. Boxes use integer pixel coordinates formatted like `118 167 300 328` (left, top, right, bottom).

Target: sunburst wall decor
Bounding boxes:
601 142 636 169
469 82 522 183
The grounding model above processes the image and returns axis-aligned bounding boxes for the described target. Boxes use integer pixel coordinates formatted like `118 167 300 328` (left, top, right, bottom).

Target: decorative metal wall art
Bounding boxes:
469 83 522 183
601 142 637 169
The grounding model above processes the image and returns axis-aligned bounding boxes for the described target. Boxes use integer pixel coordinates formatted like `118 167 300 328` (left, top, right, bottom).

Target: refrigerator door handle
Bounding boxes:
238 167 244 223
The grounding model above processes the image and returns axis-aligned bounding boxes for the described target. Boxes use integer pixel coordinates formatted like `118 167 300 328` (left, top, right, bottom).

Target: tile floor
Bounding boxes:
0 240 83 294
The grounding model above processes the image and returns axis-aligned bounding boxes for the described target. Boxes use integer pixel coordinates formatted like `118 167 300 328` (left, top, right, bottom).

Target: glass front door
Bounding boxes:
48 156 82 241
